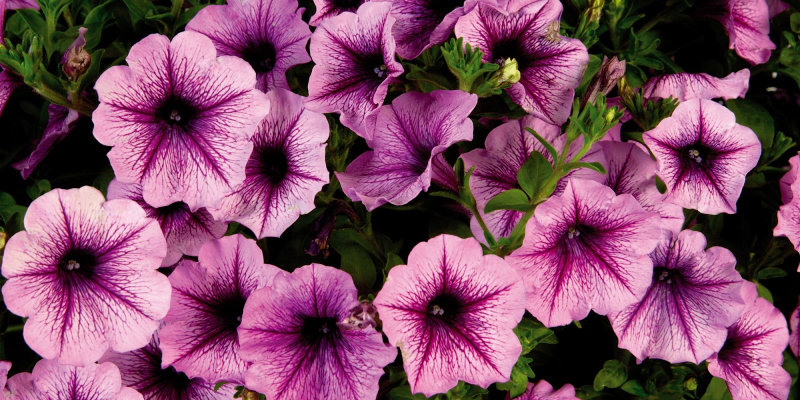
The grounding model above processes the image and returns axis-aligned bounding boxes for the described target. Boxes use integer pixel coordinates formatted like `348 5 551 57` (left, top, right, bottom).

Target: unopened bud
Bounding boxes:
241 388 261 400
587 0 605 24
62 27 90 81
684 378 698 391
605 108 617 123
490 58 521 89
339 300 379 330
582 56 626 107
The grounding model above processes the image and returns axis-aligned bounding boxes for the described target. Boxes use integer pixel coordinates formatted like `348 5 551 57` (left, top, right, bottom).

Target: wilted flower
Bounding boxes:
3 359 142 400
582 55 626 106
642 99 760 215
306 2 403 137
61 27 91 81
186 0 311 92
391 0 479 59
696 0 775 65
93 31 270 210
239 264 396 400
608 229 745 363
159 235 283 383
374 235 525 396
509 380 578 400
641 69 750 101
12 104 80 179
1 187 170 365
707 282 791 400
337 90 477 210
507 179 661 327
454 0 589 125
101 336 236 400
209 88 329 238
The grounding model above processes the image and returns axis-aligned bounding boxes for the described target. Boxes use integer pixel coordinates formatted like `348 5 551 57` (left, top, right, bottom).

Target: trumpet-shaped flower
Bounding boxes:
641 69 750 101
511 380 578 400
12 105 80 179
696 0 776 65
3 359 142 400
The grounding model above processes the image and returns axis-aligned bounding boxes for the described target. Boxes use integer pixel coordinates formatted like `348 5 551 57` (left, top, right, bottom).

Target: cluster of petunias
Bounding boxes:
0 0 796 398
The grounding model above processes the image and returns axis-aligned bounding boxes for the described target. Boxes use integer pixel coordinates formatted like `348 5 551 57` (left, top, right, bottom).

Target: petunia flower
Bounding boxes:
12 104 80 179
506 179 661 327
337 90 477 211
454 0 589 125
0 186 170 366
773 179 800 272
0 69 21 117
778 153 800 203
239 263 396 400
158 234 283 384
107 179 227 267
374 234 526 396
4 359 142 400
101 336 236 400
642 98 760 215
460 115 562 241
209 88 329 238
707 281 791 400
0 361 10 394
306 2 403 137
93 31 270 210
509 380 578 400
310 0 370 26
766 0 789 18
696 0 776 65
641 69 750 102
608 229 746 364
790 297 799 358
572 141 685 233
391 0 478 59
186 0 311 92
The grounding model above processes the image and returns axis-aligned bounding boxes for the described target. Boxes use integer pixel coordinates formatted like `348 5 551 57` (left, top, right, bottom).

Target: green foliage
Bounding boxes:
440 38 501 97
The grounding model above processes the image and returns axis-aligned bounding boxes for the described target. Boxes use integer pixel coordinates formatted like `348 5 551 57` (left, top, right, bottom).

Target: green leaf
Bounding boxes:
0 192 27 226
564 161 606 174
484 189 531 213
700 377 733 400
329 229 377 292
123 0 157 25
593 360 627 391
517 152 553 197
755 281 774 303
496 356 535 397
621 380 648 397
526 127 559 163
26 179 51 200
757 267 787 280
725 99 774 150
791 13 800 33
213 381 228 391
514 318 557 354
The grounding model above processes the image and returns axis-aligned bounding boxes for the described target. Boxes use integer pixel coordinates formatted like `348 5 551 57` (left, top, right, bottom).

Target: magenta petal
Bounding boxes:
159 235 283 383
707 282 791 400
239 264 396 400
766 0 789 18
700 0 776 64
186 0 311 92
12 104 80 179
608 229 746 363
4 359 142 400
310 0 369 26
93 32 270 210
512 380 578 400
779 153 800 203
0 70 21 117
507 179 661 327
306 2 403 138
391 0 477 59
209 88 329 238
642 69 750 101
642 99 761 215
790 297 800 358
0 361 10 392
337 90 477 210
1 187 170 366
773 180 800 272
374 235 525 397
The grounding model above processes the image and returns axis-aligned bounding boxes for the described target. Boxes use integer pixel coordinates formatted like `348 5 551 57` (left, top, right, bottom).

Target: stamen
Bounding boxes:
169 110 181 122
65 260 80 270
687 148 702 163
430 304 444 316
567 226 580 239
374 64 387 78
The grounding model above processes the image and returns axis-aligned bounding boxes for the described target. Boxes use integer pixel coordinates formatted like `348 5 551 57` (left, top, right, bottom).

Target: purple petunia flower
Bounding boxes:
707 282 791 400
696 0 775 65
186 0 311 92
641 69 750 101
239 263 396 400
509 380 578 400
374 235 526 396
0 69 21 117
460 115 562 241
608 229 746 364
572 141 685 233
391 0 478 59
778 153 800 203
92 31 270 210
507 179 661 327
310 0 370 26
773 182 800 272
107 179 227 267
306 2 403 137
158 234 283 384
209 88 329 238
3 359 142 400
0 187 170 366
766 0 789 17
454 0 589 125
0 361 10 395
12 104 80 179
101 336 236 400
790 297 799 358
337 90 477 211
642 99 760 215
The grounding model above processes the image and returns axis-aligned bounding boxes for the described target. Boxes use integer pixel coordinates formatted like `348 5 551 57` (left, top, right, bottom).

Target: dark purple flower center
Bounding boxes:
680 145 712 168
258 147 290 185
565 224 594 241
332 0 363 12
58 248 98 278
427 293 463 323
156 97 197 130
213 294 247 330
241 41 277 74
301 316 342 344
360 53 389 80
427 0 464 18
492 39 531 69
654 267 678 285
142 365 195 399
153 201 191 226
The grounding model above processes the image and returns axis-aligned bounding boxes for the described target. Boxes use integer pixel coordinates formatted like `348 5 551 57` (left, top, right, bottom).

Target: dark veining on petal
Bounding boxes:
213 294 248 331
258 147 290 185
241 41 277 74
492 39 532 69
332 0 364 13
156 96 198 131
154 202 191 224
300 316 342 345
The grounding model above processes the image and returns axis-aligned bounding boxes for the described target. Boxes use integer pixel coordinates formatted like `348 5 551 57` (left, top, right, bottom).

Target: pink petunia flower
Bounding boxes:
642 99 761 215
391 0 479 59
696 0 776 65
12 104 80 179
309 0 371 26
641 69 750 102
158 235 283 384
3 359 142 400
790 296 799 358
506 179 661 327
0 187 170 366
374 235 526 396
186 0 311 92
509 380 578 400
93 31 269 210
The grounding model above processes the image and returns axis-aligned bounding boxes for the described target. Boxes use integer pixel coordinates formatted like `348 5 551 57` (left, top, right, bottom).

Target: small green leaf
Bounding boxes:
484 189 531 213
700 377 733 400
517 152 553 197
564 161 606 174
757 267 787 280
514 318 557 354
526 127 559 163
621 380 648 397
26 179 51 200
593 360 627 391
330 229 377 292
790 13 800 33
214 381 228 392
122 0 157 25
755 281 774 303
496 356 535 397
725 99 775 150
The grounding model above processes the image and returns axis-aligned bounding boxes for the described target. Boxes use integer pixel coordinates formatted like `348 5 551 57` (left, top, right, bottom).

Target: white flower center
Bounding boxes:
430 304 445 316
374 64 387 78
65 260 80 270
567 226 580 239
169 110 181 122
687 148 702 163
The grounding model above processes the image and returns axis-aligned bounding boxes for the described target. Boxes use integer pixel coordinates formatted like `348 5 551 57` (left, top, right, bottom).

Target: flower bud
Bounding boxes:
61 27 91 81
582 56 626 106
490 58 521 89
